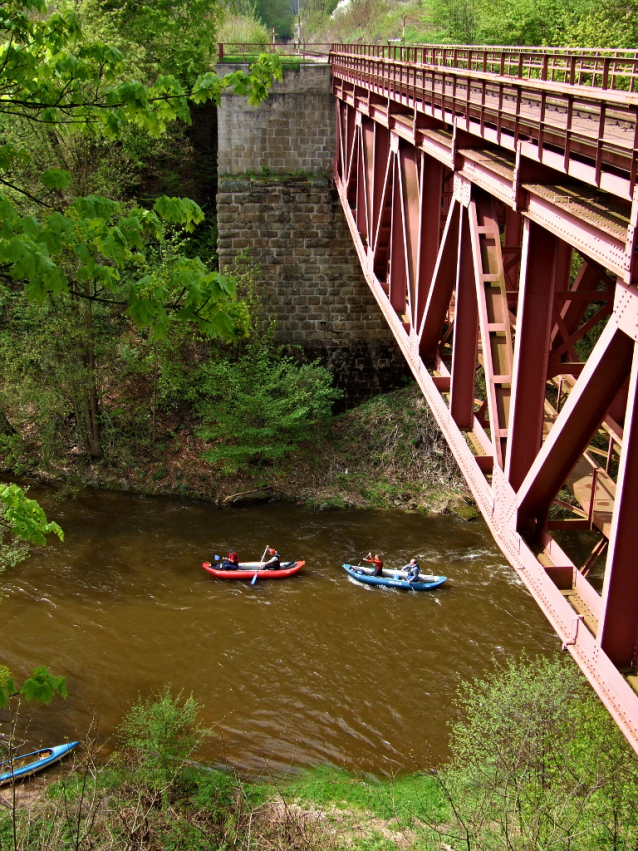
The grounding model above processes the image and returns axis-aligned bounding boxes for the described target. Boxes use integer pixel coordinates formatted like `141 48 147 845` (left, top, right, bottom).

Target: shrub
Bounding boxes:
426 655 638 851
196 345 342 474
117 687 208 790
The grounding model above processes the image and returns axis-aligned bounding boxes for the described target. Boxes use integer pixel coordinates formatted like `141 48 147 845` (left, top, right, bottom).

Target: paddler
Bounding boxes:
221 551 239 570
364 552 384 576
261 547 281 570
405 558 420 582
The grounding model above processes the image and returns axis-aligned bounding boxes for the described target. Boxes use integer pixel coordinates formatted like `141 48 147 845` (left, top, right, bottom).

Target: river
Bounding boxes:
1 488 560 777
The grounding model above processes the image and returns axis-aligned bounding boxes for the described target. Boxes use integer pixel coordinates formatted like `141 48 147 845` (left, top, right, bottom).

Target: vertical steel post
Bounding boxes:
450 207 479 429
389 156 408 314
506 222 569 491
598 343 638 667
416 155 444 327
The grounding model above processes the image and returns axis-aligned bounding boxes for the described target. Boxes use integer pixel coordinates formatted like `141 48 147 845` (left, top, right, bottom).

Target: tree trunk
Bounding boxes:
83 302 102 458
0 410 16 436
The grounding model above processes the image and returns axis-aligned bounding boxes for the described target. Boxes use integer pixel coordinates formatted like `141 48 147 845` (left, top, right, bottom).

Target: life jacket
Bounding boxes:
228 551 239 566
267 550 280 568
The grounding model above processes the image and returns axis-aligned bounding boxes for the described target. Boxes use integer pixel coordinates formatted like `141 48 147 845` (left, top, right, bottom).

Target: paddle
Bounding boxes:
251 546 269 585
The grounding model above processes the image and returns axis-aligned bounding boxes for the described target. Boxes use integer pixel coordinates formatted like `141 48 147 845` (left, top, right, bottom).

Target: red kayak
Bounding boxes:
202 560 304 580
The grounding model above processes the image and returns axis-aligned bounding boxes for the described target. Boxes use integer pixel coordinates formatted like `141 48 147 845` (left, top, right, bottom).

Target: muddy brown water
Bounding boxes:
1 488 560 778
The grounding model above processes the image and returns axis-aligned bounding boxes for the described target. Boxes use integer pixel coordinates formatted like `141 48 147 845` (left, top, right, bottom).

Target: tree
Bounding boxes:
0 1 279 327
0 480 62 572
0 482 63 546
0 664 68 708
430 0 479 44
253 0 295 39
94 0 224 85
426 655 638 850
475 0 587 46
197 344 342 474
562 0 638 48
0 484 66 708
0 0 281 457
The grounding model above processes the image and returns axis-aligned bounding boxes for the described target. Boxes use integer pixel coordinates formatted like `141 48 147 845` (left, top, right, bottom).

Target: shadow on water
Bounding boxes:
2 488 560 777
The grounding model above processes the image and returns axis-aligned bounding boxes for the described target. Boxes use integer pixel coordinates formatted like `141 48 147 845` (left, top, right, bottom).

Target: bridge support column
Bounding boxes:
599 343 638 667
506 222 570 491
216 65 407 404
450 207 478 429
416 155 445 328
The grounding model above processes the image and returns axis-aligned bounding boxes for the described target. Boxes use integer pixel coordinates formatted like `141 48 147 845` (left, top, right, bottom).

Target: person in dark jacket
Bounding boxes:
405 558 420 582
262 548 281 570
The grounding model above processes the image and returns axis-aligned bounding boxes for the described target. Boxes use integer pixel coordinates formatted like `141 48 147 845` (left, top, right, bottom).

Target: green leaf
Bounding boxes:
40 168 72 191
21 667 68 704
0 484 64 546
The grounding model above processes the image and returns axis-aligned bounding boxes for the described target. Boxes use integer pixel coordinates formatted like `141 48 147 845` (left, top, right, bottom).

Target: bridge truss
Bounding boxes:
331 43 638 752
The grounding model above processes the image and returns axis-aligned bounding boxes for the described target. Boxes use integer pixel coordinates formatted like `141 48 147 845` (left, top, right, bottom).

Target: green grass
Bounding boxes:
219 54 303 67
282 766 447 827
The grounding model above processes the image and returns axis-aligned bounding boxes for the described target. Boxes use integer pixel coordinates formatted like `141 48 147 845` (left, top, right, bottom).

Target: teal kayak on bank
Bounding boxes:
342 563 447 591
0 741 80 786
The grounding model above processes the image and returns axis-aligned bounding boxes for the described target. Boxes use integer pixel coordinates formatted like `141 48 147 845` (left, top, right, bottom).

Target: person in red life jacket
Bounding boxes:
262 547 281 570
364 552 384 576
221 551 239 570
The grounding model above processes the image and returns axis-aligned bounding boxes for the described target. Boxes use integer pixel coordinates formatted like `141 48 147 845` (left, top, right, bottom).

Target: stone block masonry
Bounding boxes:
217 64 335 177
216 65 407 404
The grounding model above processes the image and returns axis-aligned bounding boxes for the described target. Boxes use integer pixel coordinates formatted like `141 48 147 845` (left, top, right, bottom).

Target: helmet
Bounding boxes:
269 548 276 554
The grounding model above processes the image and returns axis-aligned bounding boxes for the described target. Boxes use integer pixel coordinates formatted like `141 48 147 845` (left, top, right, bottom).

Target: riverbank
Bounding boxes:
0 761 445 851
0 384 474 517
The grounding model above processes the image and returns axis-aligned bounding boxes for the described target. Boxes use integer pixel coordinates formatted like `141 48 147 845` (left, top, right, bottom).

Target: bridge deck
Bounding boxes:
333 47 638 200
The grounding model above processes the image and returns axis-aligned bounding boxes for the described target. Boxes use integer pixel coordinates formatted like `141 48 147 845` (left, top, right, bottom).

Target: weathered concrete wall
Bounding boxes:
216 64 407 404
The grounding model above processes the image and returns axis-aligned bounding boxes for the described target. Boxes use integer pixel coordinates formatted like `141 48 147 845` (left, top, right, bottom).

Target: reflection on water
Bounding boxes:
1 488 559 776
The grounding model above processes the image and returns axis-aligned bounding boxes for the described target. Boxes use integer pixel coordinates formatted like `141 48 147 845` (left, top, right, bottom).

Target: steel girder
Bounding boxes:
333 74 638 754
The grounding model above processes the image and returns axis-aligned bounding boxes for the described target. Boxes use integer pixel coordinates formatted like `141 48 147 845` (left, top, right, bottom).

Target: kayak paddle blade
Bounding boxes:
251 571 258 585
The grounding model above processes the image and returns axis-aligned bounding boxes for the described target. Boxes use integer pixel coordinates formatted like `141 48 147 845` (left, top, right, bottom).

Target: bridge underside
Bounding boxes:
331 49 638 753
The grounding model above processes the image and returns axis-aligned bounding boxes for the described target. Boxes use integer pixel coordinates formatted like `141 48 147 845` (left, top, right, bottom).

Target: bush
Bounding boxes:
425 655 638 851
196 345 342 474
117 687 208 790
218 11 271 43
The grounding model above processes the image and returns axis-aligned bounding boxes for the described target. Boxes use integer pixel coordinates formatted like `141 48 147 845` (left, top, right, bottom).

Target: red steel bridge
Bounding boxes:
329 44 638 752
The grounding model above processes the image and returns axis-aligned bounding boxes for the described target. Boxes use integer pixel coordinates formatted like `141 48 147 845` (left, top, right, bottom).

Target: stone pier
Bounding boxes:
216 64 407 405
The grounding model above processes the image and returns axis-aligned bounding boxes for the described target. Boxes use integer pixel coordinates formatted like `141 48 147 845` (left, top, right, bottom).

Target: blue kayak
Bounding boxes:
342 563 447 590
0 741 80 786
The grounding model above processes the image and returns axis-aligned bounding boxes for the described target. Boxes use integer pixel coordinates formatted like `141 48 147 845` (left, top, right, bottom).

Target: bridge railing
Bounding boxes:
330 44 638 197
217 43 332 63
332 43 638 93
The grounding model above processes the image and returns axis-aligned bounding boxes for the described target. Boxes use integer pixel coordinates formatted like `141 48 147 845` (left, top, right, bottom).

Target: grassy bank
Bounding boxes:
3 655 638 850
0 383 472 516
